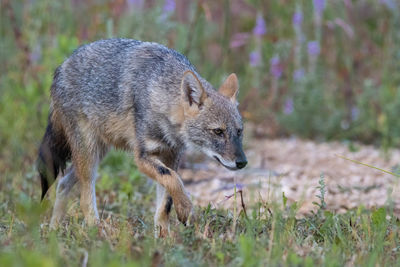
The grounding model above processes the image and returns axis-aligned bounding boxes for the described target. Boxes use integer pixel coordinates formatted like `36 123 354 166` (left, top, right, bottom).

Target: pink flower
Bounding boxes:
230 33 250 48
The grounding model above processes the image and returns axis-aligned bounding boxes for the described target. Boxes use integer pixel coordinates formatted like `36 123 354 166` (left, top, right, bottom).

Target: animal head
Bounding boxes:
180 71 247 170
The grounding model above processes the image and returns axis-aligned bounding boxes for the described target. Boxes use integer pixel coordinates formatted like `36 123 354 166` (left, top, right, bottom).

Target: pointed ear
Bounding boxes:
181 70 207 108
219 73 239 103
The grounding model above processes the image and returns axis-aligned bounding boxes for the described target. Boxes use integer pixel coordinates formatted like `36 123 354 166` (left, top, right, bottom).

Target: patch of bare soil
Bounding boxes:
180 138 400 216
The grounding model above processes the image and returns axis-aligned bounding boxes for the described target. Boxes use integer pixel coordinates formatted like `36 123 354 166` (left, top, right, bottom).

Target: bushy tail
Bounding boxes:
37 117 71 200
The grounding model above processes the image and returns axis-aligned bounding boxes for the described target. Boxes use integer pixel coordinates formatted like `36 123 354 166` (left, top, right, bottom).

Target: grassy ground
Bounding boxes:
1 151 400 266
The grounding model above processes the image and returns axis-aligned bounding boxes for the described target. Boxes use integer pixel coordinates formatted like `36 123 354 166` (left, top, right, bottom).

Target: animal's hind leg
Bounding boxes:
50 167 78 229
73 149 102 226
68 126 107 226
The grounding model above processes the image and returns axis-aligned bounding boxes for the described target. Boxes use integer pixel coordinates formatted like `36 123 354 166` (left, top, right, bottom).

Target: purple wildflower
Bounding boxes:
307 41 320 56
230 32 250 48
29 43 41 64
126 0 143 9
334 18 354 39
313 0 326 16
249 50 262 67
70 0 80 7
253 13 267 36
292 11 303 27
162 0 175 14
293 69 305 81
235 183 244 191
380 0 397 10
270 56 283 79
284 98 294 114
351 106 359 121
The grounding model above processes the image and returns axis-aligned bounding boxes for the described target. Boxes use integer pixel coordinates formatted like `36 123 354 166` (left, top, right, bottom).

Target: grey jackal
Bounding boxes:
37 38 247 236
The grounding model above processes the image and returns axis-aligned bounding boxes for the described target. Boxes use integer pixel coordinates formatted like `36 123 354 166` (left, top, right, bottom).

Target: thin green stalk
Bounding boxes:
336 154 400 177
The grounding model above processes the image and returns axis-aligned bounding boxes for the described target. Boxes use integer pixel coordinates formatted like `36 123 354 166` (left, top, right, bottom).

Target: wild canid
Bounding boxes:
37 38 247 236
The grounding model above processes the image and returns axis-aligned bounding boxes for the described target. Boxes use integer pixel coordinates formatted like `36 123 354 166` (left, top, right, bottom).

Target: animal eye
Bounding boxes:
237 129 242 136
213 128 224 137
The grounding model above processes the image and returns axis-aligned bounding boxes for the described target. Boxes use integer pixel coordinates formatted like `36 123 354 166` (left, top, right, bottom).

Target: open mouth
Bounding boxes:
213 156 238 171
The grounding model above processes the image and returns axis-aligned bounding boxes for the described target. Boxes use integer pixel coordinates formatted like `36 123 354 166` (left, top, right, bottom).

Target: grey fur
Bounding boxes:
37 38 247 235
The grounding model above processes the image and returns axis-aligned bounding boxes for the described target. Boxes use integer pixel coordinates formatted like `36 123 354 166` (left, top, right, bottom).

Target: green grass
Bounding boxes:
1 152 399 266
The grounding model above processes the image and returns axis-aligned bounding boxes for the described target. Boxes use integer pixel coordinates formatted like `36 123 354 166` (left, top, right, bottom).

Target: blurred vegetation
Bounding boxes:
1 0 400 172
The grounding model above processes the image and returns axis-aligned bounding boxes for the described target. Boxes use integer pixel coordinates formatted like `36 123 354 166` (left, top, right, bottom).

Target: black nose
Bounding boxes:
236 160 247 169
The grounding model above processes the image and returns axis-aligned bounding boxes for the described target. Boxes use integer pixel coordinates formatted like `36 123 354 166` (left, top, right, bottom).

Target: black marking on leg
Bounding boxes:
165 196 173 214
157 165 171 176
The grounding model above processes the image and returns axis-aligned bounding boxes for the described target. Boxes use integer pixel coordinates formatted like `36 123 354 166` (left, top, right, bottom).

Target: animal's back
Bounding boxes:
51 38 196 118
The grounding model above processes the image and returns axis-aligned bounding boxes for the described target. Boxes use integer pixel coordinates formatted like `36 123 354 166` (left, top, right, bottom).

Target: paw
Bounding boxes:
49 217 61 230
154 215 170 238
155 225 169 238
173 192 193 225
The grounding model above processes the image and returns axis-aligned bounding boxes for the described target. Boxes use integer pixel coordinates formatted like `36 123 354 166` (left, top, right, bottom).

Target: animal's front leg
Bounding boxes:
154 184 173 237
135 155 192 225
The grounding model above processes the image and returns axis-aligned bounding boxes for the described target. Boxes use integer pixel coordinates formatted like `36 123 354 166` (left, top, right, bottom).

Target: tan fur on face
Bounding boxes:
170 104 185 124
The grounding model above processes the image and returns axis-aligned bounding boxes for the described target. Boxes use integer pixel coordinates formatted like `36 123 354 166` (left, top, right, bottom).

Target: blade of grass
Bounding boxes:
335 154 400 177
